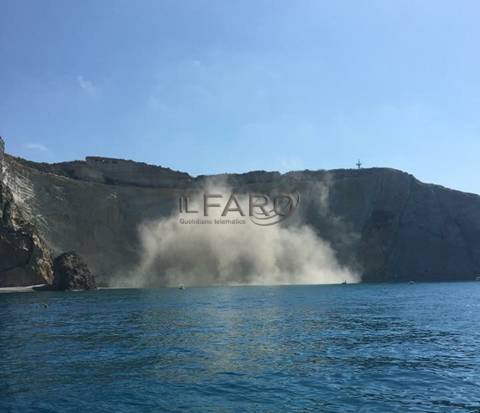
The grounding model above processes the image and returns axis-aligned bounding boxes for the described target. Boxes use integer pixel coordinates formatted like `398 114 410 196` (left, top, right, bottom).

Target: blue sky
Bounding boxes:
1 0 480 193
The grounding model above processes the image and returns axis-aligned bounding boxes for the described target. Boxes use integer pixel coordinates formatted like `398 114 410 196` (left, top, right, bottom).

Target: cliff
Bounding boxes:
0 173 53 286
1 138 51 285
2 149 480 286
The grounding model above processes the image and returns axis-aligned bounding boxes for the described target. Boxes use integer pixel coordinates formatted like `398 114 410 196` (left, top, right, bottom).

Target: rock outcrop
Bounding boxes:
0 179 53 287
11 155 192 188
0 137 4 181
52 252 97 291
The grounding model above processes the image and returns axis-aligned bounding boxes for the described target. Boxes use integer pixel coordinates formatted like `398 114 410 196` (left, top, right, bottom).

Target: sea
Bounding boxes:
1 283 480 412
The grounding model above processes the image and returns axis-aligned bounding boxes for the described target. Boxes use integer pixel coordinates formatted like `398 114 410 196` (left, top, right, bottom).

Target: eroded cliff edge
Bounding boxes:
2 150 480 286
0 173 53 287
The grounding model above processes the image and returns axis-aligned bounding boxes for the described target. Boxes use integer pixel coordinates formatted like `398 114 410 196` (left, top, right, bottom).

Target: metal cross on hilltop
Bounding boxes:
356 160 362 169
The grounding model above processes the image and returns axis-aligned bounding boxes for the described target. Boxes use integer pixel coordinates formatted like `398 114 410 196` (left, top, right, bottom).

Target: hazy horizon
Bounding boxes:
4 145 477 196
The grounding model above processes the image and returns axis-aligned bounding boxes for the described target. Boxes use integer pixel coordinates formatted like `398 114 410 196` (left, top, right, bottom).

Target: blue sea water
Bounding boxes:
1 283 480 412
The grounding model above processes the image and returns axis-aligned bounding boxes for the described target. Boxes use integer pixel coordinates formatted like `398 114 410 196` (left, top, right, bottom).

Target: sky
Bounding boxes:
1 0 480 193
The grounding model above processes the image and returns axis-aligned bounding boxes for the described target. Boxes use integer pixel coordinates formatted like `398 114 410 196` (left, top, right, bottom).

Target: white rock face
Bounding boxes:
0 137 4 183
3 151 480 286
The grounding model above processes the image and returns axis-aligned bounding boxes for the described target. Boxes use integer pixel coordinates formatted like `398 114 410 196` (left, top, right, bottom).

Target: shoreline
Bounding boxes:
1 280 479 294
0 284 47 293
0 285 128 293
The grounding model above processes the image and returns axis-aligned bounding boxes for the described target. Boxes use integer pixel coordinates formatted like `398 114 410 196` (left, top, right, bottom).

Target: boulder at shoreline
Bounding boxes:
52 252 97 291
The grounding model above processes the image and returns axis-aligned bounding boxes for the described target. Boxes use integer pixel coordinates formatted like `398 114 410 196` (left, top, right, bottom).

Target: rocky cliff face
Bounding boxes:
0 178 53 287
52 252 97 291
1 151 480 286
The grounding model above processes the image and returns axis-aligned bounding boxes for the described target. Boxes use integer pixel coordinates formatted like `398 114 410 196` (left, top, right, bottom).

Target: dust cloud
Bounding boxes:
116 181 358 287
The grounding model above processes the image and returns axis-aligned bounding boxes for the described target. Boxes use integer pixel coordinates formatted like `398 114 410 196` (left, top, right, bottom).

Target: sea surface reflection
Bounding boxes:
1 283 480 412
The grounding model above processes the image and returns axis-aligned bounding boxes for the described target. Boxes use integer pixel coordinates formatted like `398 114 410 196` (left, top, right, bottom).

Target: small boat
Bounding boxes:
178 284 185 290
409 280 415 284
341 280 347 285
